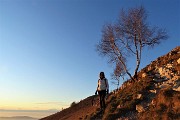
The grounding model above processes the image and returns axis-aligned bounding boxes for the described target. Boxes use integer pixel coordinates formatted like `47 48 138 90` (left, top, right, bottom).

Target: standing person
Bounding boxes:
95 72 109 110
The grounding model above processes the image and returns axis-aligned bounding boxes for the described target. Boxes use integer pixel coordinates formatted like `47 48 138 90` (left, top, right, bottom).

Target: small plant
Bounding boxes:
157 103 167 115
159 103 167 112
163 89 173 98
110 100 118 113
70 101 77 107
167 111 174 118
104 113 120 120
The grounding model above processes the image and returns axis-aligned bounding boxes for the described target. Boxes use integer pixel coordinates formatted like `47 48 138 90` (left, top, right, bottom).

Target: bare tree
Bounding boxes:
97 6 168 81
111 62 126 89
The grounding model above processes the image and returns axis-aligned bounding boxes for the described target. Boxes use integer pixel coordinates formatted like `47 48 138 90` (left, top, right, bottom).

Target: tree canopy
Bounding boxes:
97 6 168 82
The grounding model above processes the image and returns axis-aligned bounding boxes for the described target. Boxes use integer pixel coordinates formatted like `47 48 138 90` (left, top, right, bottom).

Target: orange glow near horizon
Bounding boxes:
0 101 69 118
0 111 57 118
0 102 69 110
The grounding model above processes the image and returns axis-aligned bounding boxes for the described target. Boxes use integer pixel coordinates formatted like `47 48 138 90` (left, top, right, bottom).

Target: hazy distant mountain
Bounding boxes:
0 116 38 120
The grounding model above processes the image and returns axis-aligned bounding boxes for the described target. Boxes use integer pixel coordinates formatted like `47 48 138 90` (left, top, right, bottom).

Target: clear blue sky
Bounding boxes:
0 0 179 118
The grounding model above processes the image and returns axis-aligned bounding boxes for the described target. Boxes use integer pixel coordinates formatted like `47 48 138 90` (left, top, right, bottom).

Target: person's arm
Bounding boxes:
106 79 109 94
95 90 97 95
95 80 99 95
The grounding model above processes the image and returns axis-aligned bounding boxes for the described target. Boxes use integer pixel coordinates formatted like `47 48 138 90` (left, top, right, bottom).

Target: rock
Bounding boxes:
177 58 180 64
166 63 173 68
173 79 180 91
151 99 157 106
117 105 122 109
136 94 142 99
149 89 157 94
153 78 167 83
155 73 161 78
174 79 180 87
173 86 180 92
159 83 169 88
142 73 147 78
136 104 145 113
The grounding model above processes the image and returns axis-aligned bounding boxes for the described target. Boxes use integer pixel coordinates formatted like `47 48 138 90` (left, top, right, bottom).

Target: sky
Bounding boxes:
0 0 180 118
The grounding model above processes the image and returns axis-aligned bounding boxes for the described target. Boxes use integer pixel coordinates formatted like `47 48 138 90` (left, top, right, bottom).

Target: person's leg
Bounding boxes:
101 90 106 109
98 91 103 109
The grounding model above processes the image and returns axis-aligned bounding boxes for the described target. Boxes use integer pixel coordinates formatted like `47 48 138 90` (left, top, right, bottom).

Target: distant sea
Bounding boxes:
0 116 38 120
0 109 58 120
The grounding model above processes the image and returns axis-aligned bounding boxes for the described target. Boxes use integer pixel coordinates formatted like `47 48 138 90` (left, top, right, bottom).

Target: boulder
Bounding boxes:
177 58 180 64
136 94 142 99
136 104 145 113
149 89 157 94
142 73 147 78
173 79 180 91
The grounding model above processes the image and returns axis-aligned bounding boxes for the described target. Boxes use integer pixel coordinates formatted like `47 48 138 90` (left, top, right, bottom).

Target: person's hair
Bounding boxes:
100 72 105 79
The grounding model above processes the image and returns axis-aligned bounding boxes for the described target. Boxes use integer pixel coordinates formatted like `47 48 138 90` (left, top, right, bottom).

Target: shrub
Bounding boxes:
159 103 167 112
163 89 173 98
157 103 167 115
70 101 77 107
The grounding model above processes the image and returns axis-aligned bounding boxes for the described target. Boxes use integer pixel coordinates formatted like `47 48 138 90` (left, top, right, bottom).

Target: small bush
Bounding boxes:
164 89 173 98
167 111 174 118
104 113 120 120
157 103 167 115
70 101 77 107
159 103 167 112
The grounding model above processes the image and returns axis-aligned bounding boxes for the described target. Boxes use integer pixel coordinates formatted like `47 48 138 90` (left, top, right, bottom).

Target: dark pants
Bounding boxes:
98 90 106 109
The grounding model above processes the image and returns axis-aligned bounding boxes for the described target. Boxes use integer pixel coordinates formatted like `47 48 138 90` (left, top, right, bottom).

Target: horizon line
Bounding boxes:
0 109 59 112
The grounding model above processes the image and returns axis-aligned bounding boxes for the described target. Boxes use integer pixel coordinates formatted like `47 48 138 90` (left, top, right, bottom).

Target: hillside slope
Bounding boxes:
40 95 100 120
40 46 180 120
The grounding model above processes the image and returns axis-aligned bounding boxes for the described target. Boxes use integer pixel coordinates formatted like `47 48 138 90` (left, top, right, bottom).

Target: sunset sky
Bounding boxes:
0 0 179 118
